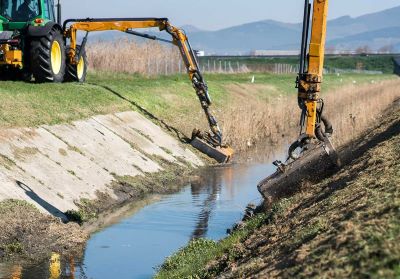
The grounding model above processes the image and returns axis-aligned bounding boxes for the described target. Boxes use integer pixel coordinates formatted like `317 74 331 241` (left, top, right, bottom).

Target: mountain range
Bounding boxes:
88 6 400 55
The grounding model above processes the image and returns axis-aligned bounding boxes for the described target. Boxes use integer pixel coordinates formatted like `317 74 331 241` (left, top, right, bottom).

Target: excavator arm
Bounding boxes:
297 0 329 139
290 0 337 160
63 18 233 163
258 0 340 203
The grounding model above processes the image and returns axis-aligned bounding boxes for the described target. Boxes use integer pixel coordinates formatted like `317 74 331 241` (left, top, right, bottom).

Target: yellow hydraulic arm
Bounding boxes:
289 0 334 159
258 0 339 200
298 0 329 138
63 18 233 163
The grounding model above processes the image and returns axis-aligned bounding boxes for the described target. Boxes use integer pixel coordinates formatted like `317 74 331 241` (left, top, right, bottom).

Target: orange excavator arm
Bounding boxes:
297 0 329 139
63 18 233 163
289 0 337 161
258 0 340 202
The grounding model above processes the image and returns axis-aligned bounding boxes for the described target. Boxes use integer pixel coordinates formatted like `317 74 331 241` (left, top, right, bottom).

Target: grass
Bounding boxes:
156 199 293 279
0 199 87 260
0 71 395 150
155 105 400 278
65 198 99 225
0 199 37 213
155 212 270 279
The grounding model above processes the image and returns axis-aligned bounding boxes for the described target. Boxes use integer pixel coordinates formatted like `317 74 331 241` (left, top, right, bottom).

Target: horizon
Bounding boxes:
181 5 399 32
62 1 400 31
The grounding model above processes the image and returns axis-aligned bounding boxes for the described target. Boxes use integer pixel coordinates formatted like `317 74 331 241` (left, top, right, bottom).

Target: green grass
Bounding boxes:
0 72 393 129
0 199 37 214
156 199 292 279
155 214 269 279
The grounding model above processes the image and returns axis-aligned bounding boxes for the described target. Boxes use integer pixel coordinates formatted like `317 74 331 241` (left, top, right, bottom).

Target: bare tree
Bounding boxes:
355 45 372 54
378 44 394 54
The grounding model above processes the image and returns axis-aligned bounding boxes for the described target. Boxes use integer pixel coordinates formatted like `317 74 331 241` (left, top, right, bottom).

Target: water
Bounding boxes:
0 153 283 279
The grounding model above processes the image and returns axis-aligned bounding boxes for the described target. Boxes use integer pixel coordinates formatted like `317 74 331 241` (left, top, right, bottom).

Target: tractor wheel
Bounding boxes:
64 45 87 82
30 27 66 83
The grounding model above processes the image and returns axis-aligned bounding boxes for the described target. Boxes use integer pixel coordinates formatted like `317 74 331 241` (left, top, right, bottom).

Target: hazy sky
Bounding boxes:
62 0 399 30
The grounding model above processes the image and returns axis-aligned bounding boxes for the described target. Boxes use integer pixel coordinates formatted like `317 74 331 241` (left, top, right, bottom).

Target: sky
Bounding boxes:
61 0 400 31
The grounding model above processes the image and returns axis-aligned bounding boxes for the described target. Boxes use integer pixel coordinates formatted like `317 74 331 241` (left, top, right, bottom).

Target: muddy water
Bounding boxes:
0 149 285 279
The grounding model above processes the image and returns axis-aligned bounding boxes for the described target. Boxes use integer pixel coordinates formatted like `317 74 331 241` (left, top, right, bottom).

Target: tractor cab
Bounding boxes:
0 0 63 81
0 0 57 29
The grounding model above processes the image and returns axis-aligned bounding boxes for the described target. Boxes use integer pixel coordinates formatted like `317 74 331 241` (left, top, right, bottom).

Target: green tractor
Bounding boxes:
0 0 87 82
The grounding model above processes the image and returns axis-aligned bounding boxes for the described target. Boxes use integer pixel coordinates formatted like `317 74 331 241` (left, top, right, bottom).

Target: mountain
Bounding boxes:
86 6 400 54
186 20 301 54
180 25 203 33
327 27 400 52
327 6 400 40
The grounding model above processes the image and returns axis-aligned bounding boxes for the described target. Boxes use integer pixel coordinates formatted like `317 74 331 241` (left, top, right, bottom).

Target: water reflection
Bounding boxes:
10 265 21 279
190 169 222 239
49 253 61 279
1 253 67 279
1 147 285 279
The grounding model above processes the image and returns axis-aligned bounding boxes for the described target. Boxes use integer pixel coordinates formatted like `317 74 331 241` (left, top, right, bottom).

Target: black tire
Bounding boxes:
30 27 66 83
64 45 87 83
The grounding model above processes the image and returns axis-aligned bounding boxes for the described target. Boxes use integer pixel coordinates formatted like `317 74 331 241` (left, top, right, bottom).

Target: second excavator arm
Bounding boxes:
289 0 337 162
258 0 340 203
63 18 233 163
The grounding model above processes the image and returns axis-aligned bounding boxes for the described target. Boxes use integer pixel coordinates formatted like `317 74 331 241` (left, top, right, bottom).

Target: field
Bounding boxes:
198 54 397 74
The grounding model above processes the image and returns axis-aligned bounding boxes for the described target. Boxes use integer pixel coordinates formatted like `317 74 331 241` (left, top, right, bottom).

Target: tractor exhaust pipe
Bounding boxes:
56 0 62 25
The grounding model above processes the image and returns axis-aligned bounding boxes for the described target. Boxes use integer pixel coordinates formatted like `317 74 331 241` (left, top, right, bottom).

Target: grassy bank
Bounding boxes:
156 102 400 278
0 72 397 151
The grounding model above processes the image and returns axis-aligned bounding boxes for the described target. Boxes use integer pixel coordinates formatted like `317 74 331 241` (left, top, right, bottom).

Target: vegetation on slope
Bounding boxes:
0 72 396 151
0 200 86 261
156 103 400 278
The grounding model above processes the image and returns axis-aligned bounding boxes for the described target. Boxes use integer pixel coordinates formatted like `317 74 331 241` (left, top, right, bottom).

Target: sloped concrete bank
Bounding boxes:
0 111 204 261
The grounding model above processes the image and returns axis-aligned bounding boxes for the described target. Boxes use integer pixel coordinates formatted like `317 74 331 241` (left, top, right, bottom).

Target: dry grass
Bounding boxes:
0 200 86 261
86 41 399 152
220 79 400 151
324 79 400 146
87 40 253 75
87 40 183 76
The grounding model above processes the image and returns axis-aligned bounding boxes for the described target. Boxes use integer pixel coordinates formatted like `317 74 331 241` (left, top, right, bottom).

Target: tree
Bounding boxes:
378 44 394 54
355 45 371 55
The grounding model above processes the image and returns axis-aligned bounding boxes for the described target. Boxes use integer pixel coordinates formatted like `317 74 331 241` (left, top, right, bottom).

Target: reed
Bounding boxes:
86 41 399 151
87 40 182 76
220 79 400 151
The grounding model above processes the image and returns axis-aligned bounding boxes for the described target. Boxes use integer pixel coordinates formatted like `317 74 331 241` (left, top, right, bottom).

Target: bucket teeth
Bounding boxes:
191 137 233 163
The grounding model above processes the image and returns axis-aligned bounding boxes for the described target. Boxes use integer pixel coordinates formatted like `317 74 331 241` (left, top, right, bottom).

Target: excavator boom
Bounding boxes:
258 0 340 203
63 18 233 163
